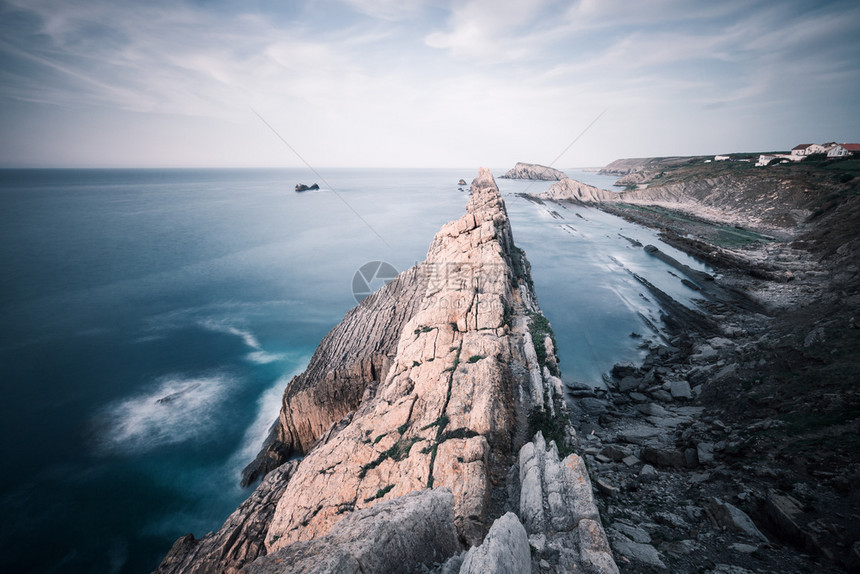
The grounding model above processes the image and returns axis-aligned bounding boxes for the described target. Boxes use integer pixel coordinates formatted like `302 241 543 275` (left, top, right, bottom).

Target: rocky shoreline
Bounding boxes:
537 160 860 573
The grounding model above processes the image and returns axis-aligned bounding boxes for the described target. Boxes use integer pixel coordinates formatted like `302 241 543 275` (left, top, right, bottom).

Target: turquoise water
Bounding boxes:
0 168 704 573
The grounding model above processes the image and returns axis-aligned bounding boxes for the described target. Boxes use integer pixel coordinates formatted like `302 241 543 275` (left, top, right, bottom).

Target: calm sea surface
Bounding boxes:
0 168 706 573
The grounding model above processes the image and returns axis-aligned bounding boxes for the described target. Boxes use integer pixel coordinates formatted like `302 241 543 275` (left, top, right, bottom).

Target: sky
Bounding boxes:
0 0 859 168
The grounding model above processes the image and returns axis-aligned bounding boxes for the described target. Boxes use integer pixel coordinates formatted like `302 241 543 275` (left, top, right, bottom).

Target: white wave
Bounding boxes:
200 319 285 364
228 359 309 479
94 374 231 455
245 349 286 364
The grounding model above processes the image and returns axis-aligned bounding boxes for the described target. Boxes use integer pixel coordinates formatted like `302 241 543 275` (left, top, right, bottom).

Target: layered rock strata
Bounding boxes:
157 168 617 574
502 162 567 180
241 264 429 485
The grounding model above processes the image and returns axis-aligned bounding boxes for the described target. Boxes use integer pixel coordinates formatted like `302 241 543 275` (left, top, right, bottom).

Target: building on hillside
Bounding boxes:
791 143 825 156
756 154 803 167
714 155 730 161
827 143 860 158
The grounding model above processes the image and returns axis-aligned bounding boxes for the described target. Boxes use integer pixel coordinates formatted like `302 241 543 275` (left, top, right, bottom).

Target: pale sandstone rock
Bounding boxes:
539 178 617 203
264 169 530 551
242 265 430 485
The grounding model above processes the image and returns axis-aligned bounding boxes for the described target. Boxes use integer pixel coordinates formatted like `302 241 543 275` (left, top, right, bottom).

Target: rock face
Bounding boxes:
502 162 567 180
517 432 618 574
539 178 616 204
241 264 429 485
156 168 618 574
246 489 461 574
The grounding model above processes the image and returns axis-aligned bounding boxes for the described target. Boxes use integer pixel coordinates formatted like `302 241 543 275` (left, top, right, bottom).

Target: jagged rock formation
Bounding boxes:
539 178 616 204
516 433 618 573
241 265 429 485
156 168 617 574
538 170 825 236
502 162 567 181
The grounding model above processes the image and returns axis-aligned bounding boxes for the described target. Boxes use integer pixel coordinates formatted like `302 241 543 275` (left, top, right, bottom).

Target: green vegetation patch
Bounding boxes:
529 312 559 376
359 437 423 478
439 427 480 442
423 414 449 431
364 484 395 503
528 407 574 458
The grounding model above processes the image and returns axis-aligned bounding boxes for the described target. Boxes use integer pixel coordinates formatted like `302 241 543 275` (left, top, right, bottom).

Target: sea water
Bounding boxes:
0 167 706 573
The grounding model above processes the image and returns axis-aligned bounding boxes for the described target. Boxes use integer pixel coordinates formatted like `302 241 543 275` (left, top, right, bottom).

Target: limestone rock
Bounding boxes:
502 162 566 181
246 488 461 574
610 532 666 569
518 432 619 573
709 498 768 543
538 178 616 204
459 512 530 574
242 264 430 485
263 169 527 551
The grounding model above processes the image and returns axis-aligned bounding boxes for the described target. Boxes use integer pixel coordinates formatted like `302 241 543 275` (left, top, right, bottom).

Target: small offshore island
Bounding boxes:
157 154 860 573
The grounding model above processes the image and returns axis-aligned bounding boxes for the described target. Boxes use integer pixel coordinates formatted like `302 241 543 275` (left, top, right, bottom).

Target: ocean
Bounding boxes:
0 167 707 573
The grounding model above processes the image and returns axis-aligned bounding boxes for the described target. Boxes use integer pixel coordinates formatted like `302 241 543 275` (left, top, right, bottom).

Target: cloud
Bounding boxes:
0 0 858 167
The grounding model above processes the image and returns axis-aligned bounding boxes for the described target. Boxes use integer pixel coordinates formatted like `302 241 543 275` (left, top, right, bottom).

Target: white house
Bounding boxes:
791 144 825 156
827 143 860 158
757 154 803 167
714 155 730 161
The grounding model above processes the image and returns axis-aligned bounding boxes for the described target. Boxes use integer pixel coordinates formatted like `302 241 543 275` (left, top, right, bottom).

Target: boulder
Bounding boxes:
669 380 692 400
708 498 768 543
459 512 530 574
246 489 461 574
609 532 665 569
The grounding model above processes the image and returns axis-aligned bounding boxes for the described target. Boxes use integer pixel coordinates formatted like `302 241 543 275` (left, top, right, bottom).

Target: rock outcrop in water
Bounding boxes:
156 168 618 574
539 178 616 204
502 162 567 180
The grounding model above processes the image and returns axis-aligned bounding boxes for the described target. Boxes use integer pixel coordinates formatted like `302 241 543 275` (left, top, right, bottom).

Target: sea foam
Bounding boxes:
94 374 231 455
200 320 286 364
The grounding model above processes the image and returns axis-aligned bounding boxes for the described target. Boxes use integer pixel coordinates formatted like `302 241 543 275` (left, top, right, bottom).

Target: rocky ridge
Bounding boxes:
156 169 619 574
502 162 567 181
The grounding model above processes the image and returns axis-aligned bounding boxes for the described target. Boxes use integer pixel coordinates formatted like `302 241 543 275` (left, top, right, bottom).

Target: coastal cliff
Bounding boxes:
156 168 618 574
502 162 567 180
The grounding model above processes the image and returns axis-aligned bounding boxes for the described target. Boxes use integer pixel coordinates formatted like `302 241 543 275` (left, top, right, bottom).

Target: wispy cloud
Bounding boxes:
0 0 858 167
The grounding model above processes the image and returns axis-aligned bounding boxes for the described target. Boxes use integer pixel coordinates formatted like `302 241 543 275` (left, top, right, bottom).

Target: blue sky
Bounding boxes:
1 0 859 168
